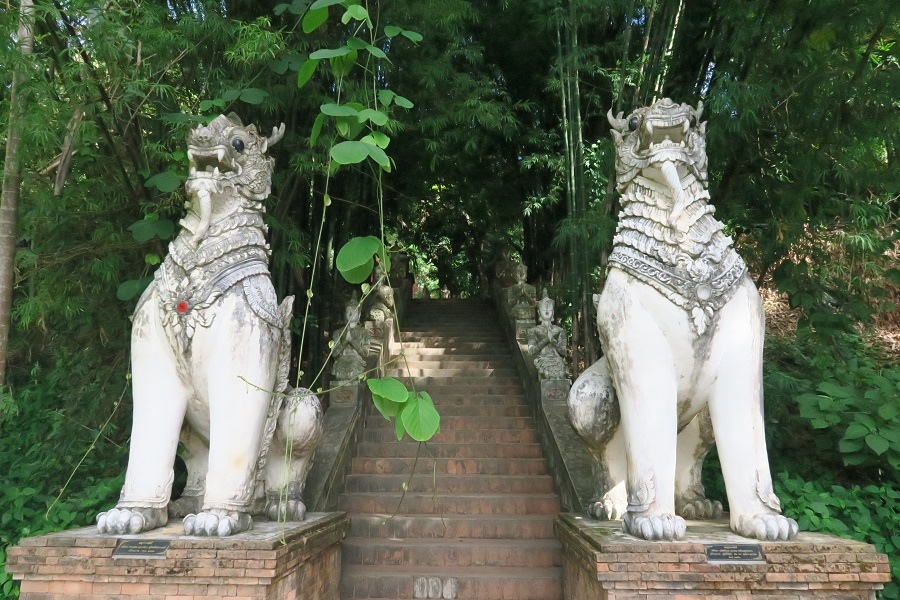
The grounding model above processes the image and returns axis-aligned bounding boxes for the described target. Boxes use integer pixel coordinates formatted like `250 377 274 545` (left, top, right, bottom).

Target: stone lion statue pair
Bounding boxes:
98 102 798 543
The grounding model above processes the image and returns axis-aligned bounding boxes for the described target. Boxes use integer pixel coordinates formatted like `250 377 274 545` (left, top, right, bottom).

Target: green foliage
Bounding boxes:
144 172 184 194
295 2 439 443
796 368 900 472
777 474 900 600
0 0 897 594
0 346 130 598
368 377 440 442
127 216 175 244
398 391 440 442
116 214 175 301
763 327 899 483
336 236 390 284
334 234 439 442
297 1 418 176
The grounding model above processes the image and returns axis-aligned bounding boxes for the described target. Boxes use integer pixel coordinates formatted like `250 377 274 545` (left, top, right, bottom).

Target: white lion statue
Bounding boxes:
98 114 323 537
568 99 799 542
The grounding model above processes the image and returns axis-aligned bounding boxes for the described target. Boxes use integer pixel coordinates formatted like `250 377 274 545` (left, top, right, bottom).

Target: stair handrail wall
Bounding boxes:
490 276 596 514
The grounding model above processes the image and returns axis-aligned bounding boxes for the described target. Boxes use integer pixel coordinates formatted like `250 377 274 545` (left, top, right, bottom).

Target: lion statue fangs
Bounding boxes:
97 115 323 537
567 99 798 542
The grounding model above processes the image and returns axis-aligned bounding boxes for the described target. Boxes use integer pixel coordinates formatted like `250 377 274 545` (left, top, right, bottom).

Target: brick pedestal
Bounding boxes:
556 513 891 599
6 512 349 600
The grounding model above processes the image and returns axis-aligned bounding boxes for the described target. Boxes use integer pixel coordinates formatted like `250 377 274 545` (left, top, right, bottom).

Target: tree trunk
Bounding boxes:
565 3 597 368
556 17 581 373
633 0 658 106
0 0 35 429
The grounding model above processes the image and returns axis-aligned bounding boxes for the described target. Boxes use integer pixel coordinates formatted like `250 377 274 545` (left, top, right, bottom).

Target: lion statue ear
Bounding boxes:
226 112 244 127
261 124 285 154
607 108 626 130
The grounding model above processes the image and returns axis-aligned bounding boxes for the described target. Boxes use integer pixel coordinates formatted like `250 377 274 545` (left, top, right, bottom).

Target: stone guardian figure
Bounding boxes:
568 99 798 542
527 289 569 380
505 262 537 339
97 114 323 537
366 264 395 325
331 294 371 385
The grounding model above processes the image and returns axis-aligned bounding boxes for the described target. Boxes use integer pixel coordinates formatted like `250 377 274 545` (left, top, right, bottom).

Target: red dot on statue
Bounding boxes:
176 301 189 314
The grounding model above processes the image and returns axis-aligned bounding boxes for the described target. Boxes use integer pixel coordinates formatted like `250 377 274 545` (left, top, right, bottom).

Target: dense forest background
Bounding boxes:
0 0 898 597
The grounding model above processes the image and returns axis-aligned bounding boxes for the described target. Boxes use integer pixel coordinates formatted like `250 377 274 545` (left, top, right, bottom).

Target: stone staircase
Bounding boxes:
339 298 563 600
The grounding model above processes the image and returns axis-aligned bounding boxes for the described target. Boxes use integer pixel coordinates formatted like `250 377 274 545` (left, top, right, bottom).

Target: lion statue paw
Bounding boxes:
167 495 203 519
266 496 307 522
588 498 625 521
623 512 687 541
183 509 252 537
676 496 724 520
734 513 799 541
97 507 167 535
587 483 626 520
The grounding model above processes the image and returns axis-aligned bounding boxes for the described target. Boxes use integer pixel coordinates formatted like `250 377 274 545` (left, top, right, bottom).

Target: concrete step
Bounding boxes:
398 332 503 340
348 514 558 540
350 456 549 476
361 427 538 444
391 359 516 368
391 341 509 351
400 322 501 330
390 353 516 364
342 298 562 600
365 415 534 431
356 441 543 459
401 322 501 329
391 379 524 393
343 537 562 568
339 492 561 515
403 307 496 316
402 315 498 323
388 367 518 378
402 332 506 340
390 347 510 357
367 406 531 422
400 394 528 406
344 474 555 494
341 564 562 600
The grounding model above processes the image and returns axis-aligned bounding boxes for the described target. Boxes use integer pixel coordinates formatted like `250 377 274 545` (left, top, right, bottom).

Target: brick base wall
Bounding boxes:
556 514 891 600
6 512 349 600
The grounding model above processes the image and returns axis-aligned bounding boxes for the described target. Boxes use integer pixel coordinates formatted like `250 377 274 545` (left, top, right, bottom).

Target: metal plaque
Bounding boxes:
705 543 765 562
112 538 171 559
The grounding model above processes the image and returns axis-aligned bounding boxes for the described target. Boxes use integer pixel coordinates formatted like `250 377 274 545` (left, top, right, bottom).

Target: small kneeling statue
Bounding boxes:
97 114 323 537
527 289 569 380
331 294 371 386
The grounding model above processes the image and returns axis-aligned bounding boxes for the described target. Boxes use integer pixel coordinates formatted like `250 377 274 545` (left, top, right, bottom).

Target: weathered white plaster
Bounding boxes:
97 115 323 537
568 99 798 542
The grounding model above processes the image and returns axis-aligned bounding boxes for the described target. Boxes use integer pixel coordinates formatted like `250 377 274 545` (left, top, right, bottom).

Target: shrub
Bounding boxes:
777 474 899 600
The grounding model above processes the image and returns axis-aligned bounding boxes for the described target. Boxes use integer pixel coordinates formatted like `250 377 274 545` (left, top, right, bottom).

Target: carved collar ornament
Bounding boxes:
607 99 746 335
139 114 286 349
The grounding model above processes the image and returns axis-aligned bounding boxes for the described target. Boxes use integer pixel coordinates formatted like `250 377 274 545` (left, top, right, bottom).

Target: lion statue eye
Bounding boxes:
231 138 245 153
628 116 639 132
